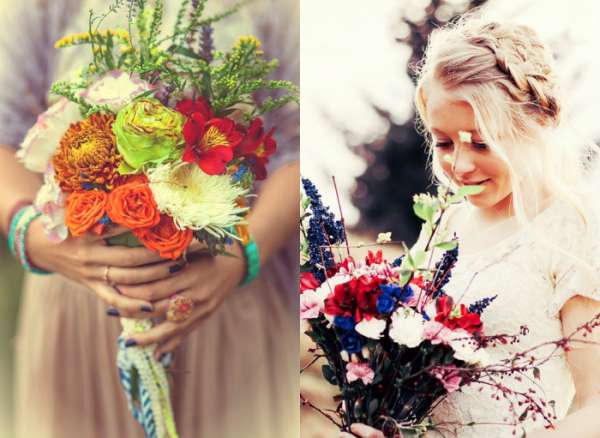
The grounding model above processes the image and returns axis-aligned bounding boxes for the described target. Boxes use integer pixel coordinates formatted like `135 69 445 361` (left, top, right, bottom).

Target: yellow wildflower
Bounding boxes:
234 35 262 51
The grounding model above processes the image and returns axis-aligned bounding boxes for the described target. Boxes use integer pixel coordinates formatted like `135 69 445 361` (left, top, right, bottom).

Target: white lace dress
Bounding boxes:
429 200 600 438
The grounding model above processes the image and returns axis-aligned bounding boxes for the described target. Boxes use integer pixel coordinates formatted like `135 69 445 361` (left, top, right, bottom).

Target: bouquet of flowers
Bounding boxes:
16 1 297 437
300 178 572 437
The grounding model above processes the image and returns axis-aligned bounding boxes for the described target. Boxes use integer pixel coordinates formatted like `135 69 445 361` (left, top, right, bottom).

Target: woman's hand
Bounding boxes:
117 243 246 355
340 424 403 438
26 217 178 318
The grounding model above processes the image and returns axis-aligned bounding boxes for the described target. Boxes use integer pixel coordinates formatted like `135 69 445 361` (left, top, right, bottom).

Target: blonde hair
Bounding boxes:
413 15 594 227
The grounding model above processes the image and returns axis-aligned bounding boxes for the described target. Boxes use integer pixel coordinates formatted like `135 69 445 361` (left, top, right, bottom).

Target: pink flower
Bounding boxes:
33 165 68 241
432 365 462 393
80 70 154 112
346 362 375 385
423 320 455 345
18 98 82 172
300 290 323 320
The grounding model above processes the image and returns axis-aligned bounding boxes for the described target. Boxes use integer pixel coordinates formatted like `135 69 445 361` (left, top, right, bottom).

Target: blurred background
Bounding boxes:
300 0 600 436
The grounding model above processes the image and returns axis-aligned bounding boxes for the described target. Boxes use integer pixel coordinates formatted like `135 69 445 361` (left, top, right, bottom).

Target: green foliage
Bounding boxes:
52 0 298 120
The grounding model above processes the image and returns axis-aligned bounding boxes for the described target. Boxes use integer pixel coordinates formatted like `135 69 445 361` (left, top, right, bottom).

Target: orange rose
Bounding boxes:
133 215 193 259
65 190 108 236
107 176 160 229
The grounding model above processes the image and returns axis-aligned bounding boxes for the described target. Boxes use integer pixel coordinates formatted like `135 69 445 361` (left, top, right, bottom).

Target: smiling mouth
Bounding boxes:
459 179 490 186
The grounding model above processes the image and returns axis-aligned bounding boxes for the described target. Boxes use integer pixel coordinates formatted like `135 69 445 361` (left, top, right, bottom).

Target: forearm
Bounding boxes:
0 145 42 236
246 160 299 266
528 397 600 438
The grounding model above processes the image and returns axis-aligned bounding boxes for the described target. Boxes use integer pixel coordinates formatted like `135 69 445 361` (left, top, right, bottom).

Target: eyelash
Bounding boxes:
434 142 488 150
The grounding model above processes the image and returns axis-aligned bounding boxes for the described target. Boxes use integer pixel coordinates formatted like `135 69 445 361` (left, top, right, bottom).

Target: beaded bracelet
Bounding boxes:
7 205 29 257
240 237 260 286
233 225 260 286
10 205 51 275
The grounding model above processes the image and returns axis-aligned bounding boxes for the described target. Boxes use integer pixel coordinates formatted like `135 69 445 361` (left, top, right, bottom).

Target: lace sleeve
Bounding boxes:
547 207 600 317
0 0 78 148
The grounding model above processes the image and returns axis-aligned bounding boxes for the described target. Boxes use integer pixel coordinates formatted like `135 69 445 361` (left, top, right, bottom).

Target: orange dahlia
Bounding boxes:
52 113 123 192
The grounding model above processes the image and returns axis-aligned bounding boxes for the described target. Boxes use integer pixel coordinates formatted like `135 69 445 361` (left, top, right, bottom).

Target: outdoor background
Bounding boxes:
300 0 600 436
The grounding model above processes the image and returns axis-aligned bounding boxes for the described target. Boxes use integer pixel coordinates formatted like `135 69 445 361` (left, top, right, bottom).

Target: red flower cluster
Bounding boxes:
435 295 482 334
324 275 383 322
176 97 277 178
300 271 320 293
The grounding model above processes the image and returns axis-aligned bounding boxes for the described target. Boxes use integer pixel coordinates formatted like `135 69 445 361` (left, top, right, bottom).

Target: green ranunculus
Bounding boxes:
113 97 185 174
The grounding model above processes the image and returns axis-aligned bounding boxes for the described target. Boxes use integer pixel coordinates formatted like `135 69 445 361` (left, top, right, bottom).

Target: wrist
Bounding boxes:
23 215 53 273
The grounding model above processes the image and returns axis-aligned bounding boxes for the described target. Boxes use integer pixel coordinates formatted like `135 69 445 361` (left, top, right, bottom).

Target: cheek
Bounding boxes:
435 151 454 176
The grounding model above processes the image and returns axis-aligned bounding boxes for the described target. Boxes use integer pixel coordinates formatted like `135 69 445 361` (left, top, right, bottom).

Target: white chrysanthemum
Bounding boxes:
147 161 248 236
389 307 425 348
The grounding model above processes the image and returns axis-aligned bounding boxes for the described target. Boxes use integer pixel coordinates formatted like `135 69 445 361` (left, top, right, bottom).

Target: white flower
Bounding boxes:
33 166 67 241
81 70 154 112
389 307 425 348
449 333 489 366
355 317 386 339
147 161 248 234
376 232 392 244
17 98 82 172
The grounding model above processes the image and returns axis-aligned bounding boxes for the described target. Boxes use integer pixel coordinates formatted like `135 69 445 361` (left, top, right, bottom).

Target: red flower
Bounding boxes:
235 118 277 180
176 98 242 175
435 295 482 334
365 249 383 265
324 280 355 318
354 276 383 320
175 97 214 119
300 271 321 294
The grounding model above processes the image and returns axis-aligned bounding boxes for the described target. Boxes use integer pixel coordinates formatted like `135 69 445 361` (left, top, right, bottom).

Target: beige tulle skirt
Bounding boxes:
14 262 299 438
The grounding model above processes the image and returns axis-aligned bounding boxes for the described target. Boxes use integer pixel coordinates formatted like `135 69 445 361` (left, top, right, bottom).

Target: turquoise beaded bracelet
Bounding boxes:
7 205 29 257
18 208 51 275
9 205 51 275
240 236 260 286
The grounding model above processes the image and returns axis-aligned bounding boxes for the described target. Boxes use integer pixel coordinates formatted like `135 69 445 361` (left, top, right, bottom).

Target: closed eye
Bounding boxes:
434 142 453 149
472 142 488 150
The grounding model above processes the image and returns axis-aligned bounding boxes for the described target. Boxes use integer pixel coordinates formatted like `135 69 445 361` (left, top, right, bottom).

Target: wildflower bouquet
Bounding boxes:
300 179 565 437
17 1 297 437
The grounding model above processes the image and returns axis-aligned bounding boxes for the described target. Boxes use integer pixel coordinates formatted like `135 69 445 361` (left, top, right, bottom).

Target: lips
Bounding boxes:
458 179 490 186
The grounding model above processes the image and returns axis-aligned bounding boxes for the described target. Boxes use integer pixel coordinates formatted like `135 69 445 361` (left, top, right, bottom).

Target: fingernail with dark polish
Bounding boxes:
106 308 120 317
125 339 137 348
169 264 183 274
141 305 153 313
159 352 173 367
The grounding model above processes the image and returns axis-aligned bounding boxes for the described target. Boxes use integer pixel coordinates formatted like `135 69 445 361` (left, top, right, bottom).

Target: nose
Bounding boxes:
452 146 476 178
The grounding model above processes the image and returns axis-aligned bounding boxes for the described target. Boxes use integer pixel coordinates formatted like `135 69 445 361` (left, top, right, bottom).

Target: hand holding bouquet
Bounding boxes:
12 1 297 437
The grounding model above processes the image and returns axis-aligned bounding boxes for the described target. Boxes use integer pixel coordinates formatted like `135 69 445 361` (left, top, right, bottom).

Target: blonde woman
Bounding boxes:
342 16 600 438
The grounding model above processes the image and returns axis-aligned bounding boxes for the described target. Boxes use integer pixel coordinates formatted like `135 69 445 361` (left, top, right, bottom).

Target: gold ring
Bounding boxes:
103 265 111 284
167 294 194 323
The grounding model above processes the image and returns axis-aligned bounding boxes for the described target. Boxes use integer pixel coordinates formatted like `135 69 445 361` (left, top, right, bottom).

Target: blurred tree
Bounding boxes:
352 0 488 245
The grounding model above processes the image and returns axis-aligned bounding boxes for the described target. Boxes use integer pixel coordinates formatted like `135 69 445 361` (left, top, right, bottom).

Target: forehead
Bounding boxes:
424 82 478 136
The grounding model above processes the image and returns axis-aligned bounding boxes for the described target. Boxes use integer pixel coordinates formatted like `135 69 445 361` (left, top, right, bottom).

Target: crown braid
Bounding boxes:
474 22 560 123
417 19 561 127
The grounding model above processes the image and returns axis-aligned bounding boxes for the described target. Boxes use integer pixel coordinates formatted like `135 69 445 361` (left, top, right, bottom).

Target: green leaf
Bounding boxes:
398 271 412 287
321 364 337 386
412 250 426 268
368 398 379 416
456 185 485 197
435 240 458 251
106 231 142 248
413 202 434 223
